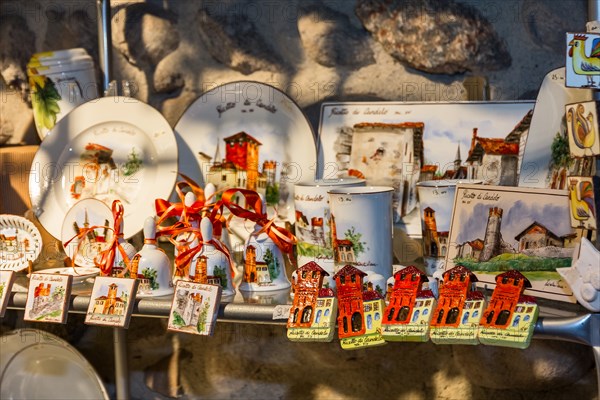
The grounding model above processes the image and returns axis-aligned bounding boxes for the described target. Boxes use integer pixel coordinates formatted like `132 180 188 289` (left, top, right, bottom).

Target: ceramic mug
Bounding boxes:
28 49 99 140
416 179 482 275
294 178 365 287
328 186 394 282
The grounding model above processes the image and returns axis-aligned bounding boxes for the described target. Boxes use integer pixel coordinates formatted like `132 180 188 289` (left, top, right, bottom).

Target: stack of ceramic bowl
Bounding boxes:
27 48 99 140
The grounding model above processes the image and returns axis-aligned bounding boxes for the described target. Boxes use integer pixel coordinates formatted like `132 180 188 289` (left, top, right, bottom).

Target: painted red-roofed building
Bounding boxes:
383 266 427 325
480 270 531 329
288 262 329 328
334 265 367 338
431 265 478 328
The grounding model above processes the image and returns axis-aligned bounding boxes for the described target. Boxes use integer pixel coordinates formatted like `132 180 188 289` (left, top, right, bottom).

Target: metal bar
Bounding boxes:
113 328 130 400
590 0 600 21
96 0 112 91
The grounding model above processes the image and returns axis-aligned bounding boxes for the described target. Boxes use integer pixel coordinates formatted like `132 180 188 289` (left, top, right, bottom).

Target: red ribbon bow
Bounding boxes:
155 173 207 230
211 188 296 254
94 200 131 276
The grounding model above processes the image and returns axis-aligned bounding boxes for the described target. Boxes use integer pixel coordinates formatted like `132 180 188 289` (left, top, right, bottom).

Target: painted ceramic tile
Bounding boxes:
0 270 16 317
429 266 484 345
168 281 222 336
85 276 138 328
567 176 597 231
446 184 579 302
381 266 436 342
478 270 539 349
565 33 600 89
565 100 600 157
24 273 72 324
318 102 534 231
334 265 386 349
518 68 593 189
287 262 337 342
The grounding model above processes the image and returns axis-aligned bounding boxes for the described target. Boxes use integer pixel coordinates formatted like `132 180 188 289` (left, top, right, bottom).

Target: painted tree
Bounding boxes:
264 248 281 280
344 227 367 256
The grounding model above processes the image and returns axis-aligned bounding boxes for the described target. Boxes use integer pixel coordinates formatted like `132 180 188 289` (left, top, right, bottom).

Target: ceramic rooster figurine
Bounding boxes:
568 34 600 87
568 178 596 229
567 103 596 152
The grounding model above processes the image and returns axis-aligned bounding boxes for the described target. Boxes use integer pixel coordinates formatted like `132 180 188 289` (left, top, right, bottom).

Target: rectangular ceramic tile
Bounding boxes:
85 276 138 329
24 273 72 324
167 281 222 336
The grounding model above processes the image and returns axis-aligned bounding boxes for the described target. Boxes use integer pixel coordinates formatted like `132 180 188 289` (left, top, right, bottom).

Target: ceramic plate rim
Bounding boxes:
0 215 43 272
29 96 178 239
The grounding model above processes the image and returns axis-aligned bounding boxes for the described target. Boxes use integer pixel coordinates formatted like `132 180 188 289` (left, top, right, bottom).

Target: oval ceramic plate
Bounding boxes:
0 329 109 400
61 198 113 268
174 81 320 219
35 267 101 285
29 96 178 239
0 215 42 272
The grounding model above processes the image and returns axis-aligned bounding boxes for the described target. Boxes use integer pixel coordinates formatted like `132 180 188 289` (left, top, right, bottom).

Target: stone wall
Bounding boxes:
0 1 597 399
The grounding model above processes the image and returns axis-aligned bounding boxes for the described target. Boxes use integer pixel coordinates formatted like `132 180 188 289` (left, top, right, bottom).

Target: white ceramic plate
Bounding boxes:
0 215 43 271
29 96 178 239
518 67 593 188
35 267 101 284
61 198 113 267
174 81 319 219
0 329 109 400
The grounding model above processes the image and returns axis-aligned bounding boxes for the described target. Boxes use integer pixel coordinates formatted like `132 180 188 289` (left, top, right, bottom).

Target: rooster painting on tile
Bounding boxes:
567 176 597 232
566 33 600 88
565 100 600 157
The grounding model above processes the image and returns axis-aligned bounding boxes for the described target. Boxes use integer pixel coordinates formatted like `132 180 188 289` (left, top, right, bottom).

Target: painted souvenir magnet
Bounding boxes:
85 276 138 328
567 176 597 231
287 262 337 342
381 266 436 342
429 265 485 345
566 33 600 88
24 273 72 324
168 280 222 336
565 100 600 158
334 265 386 350
478 270 538 349
447 184 580 302
557 238 600 312
0 270 16 317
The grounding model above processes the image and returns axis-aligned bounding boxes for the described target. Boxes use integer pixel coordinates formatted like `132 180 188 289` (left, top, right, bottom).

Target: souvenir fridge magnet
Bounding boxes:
287 262 337 342
168 280 222 336
24 273 72 324
0 271 16 318
478 270 539 349
565 100 600 157
335 265 386 350
566 33 600 88
567 176 597 231
429 265 485 345
381 266 436 342
85 276 138 328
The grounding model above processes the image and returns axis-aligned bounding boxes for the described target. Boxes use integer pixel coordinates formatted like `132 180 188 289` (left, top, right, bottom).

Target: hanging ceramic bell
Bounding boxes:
173 191 200 282
111 219 136 277
189 217 235 297
239 196 291 292
131 216 173 297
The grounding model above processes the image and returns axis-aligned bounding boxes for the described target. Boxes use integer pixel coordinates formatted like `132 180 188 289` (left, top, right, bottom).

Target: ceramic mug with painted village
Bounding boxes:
294 178 365 287
416 179 482 276
328 186 394 285
27 48 99 140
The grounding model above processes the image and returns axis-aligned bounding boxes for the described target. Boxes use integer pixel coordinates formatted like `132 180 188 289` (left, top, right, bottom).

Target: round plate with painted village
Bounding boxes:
29 97 178 239
61 198 113 269
174 81 319 220
0 215 43 271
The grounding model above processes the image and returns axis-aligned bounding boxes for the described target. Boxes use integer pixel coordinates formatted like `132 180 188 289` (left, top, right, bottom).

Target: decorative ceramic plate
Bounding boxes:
518 67 593 188
29 96 178 239
0 329 109 400
35 267 101 285
174 81 319 219
61 198 113 268
0 215 43 271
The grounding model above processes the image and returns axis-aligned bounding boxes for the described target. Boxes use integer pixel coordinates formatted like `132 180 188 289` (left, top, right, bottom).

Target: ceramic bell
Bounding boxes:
111 219 136 277
204 183 233 253
189 217 235 297
173 191 200 282
131 216 173 297
239 196 291 292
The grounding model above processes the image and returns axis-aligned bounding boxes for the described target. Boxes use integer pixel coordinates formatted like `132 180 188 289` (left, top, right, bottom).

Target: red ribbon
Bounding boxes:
155 173 207 231
63 223 109 274
211 188 296 254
